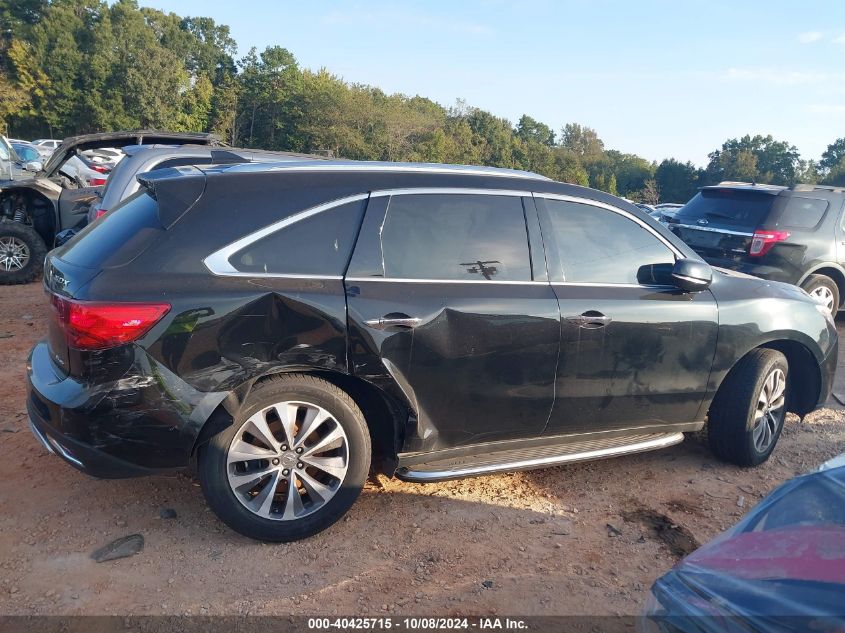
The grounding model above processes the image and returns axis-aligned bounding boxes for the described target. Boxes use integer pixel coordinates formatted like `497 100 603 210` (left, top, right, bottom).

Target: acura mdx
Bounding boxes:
27 161 838 541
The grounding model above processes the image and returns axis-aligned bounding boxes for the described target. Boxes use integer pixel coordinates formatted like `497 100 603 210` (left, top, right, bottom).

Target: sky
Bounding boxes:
139 0 845 167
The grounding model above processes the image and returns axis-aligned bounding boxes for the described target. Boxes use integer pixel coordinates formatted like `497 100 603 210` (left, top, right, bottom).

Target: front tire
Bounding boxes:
0 222 47 285
708 349 788 467
198 374 371 542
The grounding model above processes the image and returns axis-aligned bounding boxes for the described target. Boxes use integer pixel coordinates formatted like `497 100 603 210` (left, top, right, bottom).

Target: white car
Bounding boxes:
31 139 61 159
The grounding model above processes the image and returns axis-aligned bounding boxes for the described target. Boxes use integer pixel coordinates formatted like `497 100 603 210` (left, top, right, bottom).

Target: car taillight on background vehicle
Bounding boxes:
91 164 109 174
749 230 790 257
89 177 107 186
94 208 108 219
50 294 170 350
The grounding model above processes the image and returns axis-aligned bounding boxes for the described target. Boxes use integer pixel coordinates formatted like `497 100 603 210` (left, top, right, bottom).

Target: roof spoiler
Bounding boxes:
136 166 206 229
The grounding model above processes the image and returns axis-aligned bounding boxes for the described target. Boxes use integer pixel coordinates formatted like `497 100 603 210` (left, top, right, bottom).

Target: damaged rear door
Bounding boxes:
345 190 560 453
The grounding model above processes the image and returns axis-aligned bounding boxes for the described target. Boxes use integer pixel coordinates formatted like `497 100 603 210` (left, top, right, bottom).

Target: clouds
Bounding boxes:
724 67 843 86
797 30 845 44
807 104 845 115
798 31 823 43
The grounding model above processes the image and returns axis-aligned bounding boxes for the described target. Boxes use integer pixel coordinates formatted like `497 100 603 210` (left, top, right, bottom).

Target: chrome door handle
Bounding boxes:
564 311 612 329
364 317 422 330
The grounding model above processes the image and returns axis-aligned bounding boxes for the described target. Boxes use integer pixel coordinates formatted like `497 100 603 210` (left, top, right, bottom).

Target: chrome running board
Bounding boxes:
397 432 684 482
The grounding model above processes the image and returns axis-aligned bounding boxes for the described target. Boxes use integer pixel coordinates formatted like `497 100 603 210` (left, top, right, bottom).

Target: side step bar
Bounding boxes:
397 432 684 483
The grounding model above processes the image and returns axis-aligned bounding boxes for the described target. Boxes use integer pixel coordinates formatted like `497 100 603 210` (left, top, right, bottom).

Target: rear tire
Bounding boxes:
0 222 47 285
708 349 788 467
801 274 839 315
198 374 371 542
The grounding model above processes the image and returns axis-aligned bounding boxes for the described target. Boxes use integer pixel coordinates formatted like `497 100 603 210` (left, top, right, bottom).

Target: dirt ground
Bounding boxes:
0 281 843 617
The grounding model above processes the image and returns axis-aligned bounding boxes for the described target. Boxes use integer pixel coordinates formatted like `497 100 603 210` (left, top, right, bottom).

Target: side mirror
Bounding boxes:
671 258 713 292
24 160 42 172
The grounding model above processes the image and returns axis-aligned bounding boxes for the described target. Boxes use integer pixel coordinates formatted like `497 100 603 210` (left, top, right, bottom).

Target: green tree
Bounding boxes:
559 123 604 159
706 135 801 185
515 114 555 146
605 150 654 197
820 138 845 173
822 158 845 187
0 70 28 132
655 158 702 203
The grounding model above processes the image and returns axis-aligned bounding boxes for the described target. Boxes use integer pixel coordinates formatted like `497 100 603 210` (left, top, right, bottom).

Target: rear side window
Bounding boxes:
775 197 828 229
230 199 365 275
59 191 163 269
540 199 675 284
380 194 532 281
673 190 775 230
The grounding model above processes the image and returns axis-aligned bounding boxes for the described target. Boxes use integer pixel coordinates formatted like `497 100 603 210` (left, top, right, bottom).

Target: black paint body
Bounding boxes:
26 163 838 478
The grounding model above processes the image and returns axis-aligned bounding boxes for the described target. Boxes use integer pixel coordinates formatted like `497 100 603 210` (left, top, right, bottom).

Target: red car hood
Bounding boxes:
684 524 845 585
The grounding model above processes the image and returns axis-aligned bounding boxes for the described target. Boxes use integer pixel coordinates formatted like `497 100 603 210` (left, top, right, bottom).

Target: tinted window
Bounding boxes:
12 145 39 162
776 197 828 229
541 199 675 284
231 200 365 275
60 191 163 269
381 194 531 281
673 190 775 230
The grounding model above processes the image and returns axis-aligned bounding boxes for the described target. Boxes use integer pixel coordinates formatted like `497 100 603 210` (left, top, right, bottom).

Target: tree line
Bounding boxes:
2 0 844 202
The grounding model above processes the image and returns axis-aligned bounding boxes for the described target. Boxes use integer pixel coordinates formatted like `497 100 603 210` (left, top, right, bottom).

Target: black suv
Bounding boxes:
27 161 837 541
668 182 845 314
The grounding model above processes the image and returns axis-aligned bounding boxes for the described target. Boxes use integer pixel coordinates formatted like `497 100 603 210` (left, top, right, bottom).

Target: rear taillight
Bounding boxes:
50 295 170 350
91 164 109 174
94 208 108 219
89 177 107 186
749 230 790 257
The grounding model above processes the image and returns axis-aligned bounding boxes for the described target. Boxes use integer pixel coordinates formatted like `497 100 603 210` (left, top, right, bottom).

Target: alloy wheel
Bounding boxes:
226 400 349 520
810 285 835 314
0 236 30 272
752 367 786 453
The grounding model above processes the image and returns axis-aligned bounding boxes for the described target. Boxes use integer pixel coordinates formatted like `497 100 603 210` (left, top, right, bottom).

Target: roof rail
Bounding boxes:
715 181 785 189
792 183 845 193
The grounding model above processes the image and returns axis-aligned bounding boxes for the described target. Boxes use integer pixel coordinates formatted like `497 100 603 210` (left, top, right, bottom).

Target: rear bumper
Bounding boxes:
26 340 225 479
27 413 156 478
699 256 800 285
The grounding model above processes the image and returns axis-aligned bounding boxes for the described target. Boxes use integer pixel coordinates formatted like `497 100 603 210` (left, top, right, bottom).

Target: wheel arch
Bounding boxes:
189 368 408 476
0 186 57 247
798 265 845 308
714 340 821 418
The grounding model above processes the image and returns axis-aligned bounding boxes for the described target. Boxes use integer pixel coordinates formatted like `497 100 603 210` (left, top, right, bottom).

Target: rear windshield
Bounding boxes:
59 191 163 269
673 190 775 230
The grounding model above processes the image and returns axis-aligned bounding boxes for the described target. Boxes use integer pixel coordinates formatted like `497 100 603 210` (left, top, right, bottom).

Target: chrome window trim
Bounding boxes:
670 223 754 237
346 276 550 286
370 187 531 198
534 193 684 260
551 281 676 290
203 193 370 276
204 187 683 280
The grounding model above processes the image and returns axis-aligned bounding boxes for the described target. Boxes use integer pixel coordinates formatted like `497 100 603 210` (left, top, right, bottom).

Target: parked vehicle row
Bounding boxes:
667 182 845 315
27 158 837 542
0 131 222 284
